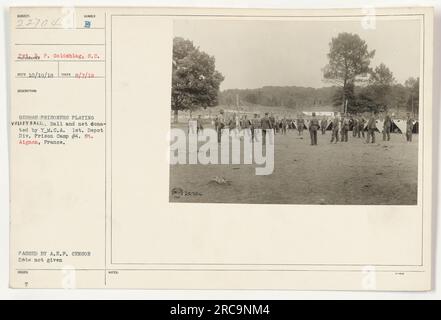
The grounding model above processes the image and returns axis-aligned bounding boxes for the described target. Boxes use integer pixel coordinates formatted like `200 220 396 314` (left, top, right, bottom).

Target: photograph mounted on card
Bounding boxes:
9 6 433 291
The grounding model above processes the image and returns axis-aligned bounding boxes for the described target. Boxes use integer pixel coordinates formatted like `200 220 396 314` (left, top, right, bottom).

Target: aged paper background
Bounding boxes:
8 6 433 291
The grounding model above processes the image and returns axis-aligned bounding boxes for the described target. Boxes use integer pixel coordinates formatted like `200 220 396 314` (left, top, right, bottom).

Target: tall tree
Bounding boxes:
370 63 395 87
389 84 410 116
404 77 419 116
368 63 396 111
322 32 375 113
172 37 224 122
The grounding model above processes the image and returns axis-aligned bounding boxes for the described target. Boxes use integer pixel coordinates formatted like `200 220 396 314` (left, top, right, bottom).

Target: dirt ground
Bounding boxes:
170 125 418 205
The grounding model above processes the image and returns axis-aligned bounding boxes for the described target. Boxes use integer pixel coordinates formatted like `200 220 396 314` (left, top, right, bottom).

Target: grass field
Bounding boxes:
169 123 418 205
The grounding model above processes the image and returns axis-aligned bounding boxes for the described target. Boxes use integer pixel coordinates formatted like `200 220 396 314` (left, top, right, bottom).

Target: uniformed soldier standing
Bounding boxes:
196 115 204 134
320 117 328 135
229 113 237 136
188 114 198 135
296 115 305 136
276 117 280 134
281 117 287 135
406 113 414 142
340 114 350 142
269 113 276 134
261 112 273 145
359 115 366 138
216 111 225 143
241 114 251 128
309 112 320 145
330 112 340 143
287 117 293 132
352 115 359 137
251 113 261 142
366 112 377 143
242 114 252 141
383 112 392 141
214 115 219 132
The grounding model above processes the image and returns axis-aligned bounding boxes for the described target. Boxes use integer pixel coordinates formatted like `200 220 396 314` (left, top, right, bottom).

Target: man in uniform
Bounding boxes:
286 117 293 132
352 115 359 137
188 114 197 135
228 113 238 136
366 111 377 144
281 116 287 135
383 112 392 141
330 112 340 143
216 111 225 143
261 112 273 145
241 114 251 128
309 112 320 145
340 113 350 142
251 113 261 142
359 115 366 138
214 115 219 132
196 115 204 134
406 112 414 142
241 114 252 141
269 113 276 134
296 114 305 136
320 116 328 135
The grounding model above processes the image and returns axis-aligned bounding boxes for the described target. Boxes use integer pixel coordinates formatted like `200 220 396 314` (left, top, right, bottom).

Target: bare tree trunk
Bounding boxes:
342 95 346 114
342 80 346 114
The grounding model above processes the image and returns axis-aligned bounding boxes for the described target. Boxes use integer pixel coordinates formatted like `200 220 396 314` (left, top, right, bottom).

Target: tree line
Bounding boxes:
218 79 418 117
323 32 419 116
218 86 336 109
171 33 419 121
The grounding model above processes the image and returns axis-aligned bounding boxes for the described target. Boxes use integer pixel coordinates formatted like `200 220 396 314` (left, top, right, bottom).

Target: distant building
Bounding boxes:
302 111 336 117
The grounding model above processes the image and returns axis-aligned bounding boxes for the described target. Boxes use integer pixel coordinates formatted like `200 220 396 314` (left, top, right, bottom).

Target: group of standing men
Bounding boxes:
213 111 275 144
194 110 416 146
328 112 415 145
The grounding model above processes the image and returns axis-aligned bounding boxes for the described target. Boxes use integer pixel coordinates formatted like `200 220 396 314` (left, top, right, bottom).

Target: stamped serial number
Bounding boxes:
213 305 270 316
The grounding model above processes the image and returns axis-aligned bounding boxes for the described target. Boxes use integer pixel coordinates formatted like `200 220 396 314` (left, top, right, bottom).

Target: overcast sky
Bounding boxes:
174 18 421 90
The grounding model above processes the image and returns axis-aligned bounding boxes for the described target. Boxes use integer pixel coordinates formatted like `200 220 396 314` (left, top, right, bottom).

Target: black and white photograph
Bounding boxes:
3 3 437 296
170 17 421 205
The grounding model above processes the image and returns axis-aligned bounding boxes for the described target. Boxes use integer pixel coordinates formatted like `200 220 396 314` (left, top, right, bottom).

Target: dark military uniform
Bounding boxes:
261 116 273 145
309 117 320 145
320 119 328 135
330 116 340 143
340 117 349 142
269 115 276 134
250 116 259 142
216 115 225 143
281 118 287 135
383 115 392 141
297 118 305 136
241 117 252 141
366 116 377 143
229 117 237 130
241 117 251 129
406 117 413 142
352 117 359 137
359 117 366 138
196 117 204 134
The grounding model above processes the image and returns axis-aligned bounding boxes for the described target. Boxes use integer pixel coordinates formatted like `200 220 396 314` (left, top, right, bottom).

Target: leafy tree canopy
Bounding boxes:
172 37 224 115
323 32 376 86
